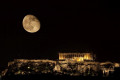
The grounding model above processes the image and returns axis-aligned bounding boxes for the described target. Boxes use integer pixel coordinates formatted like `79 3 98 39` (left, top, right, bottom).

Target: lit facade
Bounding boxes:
59 53 95 62
1 52 120 77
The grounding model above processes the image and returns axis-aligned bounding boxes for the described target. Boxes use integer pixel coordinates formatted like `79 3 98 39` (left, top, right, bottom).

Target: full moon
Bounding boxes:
22 14 40 33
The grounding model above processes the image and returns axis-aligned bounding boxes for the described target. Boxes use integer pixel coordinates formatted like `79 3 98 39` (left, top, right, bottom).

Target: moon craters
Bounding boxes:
22 14 40 33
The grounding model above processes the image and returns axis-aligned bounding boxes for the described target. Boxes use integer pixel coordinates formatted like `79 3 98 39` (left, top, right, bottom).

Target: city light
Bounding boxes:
1 53 120 77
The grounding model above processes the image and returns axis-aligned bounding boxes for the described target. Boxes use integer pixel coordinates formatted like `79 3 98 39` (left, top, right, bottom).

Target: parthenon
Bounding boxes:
59 53 95 61
1 52 120 77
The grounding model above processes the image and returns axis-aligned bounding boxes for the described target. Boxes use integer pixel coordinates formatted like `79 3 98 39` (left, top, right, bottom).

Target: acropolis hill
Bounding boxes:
1 52 120 77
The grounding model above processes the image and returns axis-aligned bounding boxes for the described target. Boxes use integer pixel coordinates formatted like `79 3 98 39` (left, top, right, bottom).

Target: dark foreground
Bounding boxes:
2 74 120 80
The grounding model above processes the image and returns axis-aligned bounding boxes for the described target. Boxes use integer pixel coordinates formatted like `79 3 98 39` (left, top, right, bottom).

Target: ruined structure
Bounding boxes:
1 53 120 77
59 53 95 61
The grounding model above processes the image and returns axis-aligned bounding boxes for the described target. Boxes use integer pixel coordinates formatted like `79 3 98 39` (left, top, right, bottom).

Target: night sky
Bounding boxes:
0 0 120 70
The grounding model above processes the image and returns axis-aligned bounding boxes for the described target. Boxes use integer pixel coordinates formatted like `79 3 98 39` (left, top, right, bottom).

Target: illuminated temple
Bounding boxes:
59 53 95 61
1 52 120 77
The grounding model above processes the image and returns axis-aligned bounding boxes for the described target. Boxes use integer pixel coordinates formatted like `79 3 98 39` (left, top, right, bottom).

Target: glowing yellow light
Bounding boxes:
84 53 92 60
59 56 64 60
115 63 119 67
77 57 84 62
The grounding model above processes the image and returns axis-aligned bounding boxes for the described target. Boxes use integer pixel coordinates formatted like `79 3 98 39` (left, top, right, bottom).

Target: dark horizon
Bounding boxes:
0 0 120 71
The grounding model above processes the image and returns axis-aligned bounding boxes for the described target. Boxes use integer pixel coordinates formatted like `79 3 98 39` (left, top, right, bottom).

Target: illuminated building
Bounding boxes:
1 52 120 77
59 53 95 62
